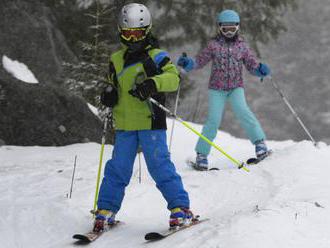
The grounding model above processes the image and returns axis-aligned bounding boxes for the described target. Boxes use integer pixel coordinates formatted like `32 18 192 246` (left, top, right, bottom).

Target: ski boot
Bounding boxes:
93 209 116 233
169 207 194 229
194 153 208 170
255 140 269 160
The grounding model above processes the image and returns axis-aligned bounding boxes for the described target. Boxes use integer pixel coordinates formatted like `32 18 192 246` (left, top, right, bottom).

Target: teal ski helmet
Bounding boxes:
217 10 240 24
217 10 240 38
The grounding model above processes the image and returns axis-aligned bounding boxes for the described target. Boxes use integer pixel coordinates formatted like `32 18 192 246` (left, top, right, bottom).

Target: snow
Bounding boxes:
87 103 99 117
0 119 329 248
2 55 39 84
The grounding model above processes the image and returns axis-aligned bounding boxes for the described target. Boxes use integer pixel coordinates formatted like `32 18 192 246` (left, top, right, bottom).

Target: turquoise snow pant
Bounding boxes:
195 88 266 156
97 130 190 213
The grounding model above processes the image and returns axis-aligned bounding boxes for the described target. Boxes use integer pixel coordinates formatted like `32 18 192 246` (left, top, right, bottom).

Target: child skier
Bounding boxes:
177 10 271 170
93 3 193 232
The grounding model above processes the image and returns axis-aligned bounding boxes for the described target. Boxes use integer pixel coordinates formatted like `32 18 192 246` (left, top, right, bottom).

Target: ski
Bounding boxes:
246 151 272 165
186 160 220 171
145 217 209 242
73 220 121 243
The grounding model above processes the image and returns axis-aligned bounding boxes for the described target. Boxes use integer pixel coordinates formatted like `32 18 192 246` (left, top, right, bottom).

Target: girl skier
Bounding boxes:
93 3 193 232
177 10 271 170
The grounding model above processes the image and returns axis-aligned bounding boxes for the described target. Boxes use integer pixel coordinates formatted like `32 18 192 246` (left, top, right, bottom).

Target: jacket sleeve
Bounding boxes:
242 42 259 75
151 51 180 93
194 40 215 69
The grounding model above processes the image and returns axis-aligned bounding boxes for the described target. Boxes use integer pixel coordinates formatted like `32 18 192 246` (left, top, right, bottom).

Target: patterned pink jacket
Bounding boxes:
195 35 259 91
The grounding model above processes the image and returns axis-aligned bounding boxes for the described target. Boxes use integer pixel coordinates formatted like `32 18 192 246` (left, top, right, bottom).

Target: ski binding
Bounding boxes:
73 220 120 243
186 160 219 171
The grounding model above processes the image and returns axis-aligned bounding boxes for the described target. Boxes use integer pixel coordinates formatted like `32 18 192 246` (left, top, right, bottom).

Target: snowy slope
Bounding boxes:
0 120 329 248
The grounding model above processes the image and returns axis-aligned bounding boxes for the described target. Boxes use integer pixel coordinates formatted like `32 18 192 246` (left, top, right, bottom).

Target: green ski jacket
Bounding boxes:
108 47 180 130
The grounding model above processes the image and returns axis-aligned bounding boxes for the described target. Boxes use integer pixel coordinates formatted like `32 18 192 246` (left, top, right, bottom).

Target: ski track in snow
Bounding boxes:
0 121 330 248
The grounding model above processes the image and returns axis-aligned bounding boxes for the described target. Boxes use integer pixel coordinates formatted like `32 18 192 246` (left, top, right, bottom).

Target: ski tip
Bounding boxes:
246 150 273 165
72 234 92 243
145 232 164 241
246 157 259 164
144 217 209 242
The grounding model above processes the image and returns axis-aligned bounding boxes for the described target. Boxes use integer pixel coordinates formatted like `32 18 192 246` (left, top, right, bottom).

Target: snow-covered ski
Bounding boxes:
73 220 121 243
246 151 272 165
186 160 220 171
145 217 209 241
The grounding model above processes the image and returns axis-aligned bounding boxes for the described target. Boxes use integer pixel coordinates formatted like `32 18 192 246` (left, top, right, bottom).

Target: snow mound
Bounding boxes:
2 55 39 84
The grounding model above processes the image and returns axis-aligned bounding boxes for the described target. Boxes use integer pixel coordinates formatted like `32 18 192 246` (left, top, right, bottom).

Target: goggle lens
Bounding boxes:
121 28 147 42
219 24 239 37
221 26 238 33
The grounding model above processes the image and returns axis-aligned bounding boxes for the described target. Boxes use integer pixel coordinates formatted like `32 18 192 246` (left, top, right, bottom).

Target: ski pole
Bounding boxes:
93 108 112 215
169 52 188 151
269 77 317 146
169 83 181 152
138 152 142 184
148 98 249 172
69 155 78 199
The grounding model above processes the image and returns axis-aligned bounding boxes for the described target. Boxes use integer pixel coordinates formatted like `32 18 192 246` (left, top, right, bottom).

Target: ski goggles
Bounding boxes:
120 27 149 42
219 23 239 37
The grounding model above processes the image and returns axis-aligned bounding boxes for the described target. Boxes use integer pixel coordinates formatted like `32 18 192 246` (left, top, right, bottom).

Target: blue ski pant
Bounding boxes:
97 130 190 213
195 88 266 156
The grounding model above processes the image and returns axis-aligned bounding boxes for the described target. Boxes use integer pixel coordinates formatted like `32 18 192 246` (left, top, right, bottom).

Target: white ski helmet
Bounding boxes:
118 3 152 29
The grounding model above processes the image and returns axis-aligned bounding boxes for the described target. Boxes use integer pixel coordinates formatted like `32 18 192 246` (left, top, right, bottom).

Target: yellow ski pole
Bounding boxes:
148 98 249 172
93 108 112 215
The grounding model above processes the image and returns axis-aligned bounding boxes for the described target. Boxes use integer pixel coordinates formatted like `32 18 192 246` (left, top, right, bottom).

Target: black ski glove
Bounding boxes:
129 79 157 101
100 85 118 108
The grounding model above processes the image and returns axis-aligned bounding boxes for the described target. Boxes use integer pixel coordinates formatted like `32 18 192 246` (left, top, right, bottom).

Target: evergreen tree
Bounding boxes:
62 1 117 110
